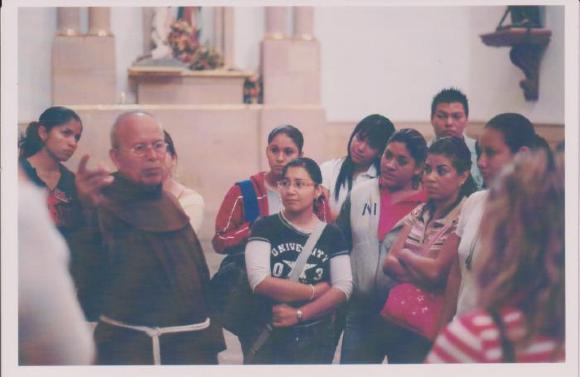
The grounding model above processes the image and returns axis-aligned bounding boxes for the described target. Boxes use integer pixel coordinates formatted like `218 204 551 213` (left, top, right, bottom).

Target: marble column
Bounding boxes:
223 7 235 68
214 7 224 53
213 7 235 69
293 7 314 40
57 7 81 36
261 6 325 160
53 7 116 104
88 7 112 36
265 7 289 39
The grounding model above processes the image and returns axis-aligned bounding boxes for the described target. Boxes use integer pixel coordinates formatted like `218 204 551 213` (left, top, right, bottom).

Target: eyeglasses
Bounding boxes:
277 179 316 190
124 141 168 158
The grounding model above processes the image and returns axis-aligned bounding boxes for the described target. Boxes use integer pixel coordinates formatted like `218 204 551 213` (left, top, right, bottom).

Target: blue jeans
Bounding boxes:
340 301 432 364
244 317 335 364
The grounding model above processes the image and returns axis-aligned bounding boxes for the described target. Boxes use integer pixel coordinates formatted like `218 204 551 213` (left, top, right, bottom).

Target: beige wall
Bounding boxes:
17 7 566 125
18 107 564 248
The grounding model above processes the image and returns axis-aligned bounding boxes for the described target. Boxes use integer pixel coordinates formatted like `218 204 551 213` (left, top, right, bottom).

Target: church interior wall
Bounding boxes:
18 6 565 124
16 6 566 244
467 6 565 124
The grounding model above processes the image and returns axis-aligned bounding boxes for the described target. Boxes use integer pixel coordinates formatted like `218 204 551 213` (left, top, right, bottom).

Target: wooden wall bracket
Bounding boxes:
480 28 551 101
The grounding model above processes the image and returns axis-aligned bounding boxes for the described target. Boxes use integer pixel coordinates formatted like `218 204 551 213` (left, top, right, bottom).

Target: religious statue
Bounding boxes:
135 6 222 70
496 6 543 31
150 7 177 60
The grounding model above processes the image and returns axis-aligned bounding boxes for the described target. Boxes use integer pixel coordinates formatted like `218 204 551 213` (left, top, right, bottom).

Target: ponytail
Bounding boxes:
19 121 44 159
460 175 478 199
18 106 82 159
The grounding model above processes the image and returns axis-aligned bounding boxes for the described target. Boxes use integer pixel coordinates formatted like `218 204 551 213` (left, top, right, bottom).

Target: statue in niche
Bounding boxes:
496 6 543 31
135 6 222 70
135 6 201 67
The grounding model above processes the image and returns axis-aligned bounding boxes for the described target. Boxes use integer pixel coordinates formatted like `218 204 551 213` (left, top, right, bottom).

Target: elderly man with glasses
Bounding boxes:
68 111 225 365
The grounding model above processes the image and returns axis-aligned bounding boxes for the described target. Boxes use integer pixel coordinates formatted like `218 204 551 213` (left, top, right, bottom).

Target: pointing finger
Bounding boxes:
77 154 90 175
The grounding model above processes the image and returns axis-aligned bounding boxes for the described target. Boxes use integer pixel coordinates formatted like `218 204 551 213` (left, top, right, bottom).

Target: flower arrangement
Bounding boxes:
189 45 224 71
167 19 223 70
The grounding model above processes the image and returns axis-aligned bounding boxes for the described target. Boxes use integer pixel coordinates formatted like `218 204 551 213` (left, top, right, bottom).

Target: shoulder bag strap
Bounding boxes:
288 221 326 282
464 228 480 270
489 310 515 362
245 220 326 363
237 179 260 223
421 218 455 256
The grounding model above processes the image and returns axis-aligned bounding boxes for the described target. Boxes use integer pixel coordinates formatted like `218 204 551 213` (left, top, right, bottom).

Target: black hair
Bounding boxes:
164 130 177 159
267 124 304 153
428 136 477 199
19 106 82 159
532 134 555 168
431 88 469 118
485 113 536 153
385 128 428 188
333 114 395 200
282 157 322 185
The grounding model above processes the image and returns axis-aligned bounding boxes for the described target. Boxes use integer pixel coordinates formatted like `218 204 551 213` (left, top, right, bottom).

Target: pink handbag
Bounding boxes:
380 283 444 341
380 218 453 341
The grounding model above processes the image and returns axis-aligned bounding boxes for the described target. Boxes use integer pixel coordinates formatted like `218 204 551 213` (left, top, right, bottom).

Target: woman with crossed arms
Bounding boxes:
382 136 477 363
244 158 352 364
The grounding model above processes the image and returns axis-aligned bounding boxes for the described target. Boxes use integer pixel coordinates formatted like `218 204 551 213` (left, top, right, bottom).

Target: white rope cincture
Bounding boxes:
99 315 211 365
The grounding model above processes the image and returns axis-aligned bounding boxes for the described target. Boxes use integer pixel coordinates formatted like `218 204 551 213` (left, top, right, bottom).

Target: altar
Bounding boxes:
128 66 253 105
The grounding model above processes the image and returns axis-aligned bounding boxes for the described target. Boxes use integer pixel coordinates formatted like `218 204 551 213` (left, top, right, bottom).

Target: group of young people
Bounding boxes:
18 87 565 365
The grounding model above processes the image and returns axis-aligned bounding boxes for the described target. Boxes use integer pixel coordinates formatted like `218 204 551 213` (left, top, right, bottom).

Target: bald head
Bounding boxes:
109 111 167 186
110 111 162 149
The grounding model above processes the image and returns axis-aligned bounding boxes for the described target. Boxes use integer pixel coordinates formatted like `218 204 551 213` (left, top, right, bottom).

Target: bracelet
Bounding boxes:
296 309 304 323
309 284 315 300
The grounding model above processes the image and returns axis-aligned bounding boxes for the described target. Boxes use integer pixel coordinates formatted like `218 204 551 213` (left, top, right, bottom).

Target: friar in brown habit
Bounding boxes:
69 111 224 365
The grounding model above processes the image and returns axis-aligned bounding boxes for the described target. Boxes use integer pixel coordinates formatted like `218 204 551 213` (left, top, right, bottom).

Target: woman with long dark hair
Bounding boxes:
446 113 537 318
427 149 564 362
19 106 84 239
338 128 428 363
320 114 395 220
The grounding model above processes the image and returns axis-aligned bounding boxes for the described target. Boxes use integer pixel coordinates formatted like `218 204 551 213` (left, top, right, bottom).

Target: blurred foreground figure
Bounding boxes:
19 169 95 365
427 149 565 363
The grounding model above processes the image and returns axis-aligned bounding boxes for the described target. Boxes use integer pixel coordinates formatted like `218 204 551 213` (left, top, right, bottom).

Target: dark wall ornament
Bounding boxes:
480 6 551 101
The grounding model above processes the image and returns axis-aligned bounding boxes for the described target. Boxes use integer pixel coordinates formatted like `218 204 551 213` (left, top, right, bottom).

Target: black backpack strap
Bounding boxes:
489 310 515 362
236 179 260 223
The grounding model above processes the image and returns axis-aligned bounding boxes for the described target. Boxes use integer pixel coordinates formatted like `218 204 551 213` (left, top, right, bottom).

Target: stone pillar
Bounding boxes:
213 7 235 69
214 7 224 54
88 7 112 36
265 7 289 39
261 6 326 161
293 7 314 40
223 7 235 68
261 6 321 105
57 7 81 36
53 7 117 105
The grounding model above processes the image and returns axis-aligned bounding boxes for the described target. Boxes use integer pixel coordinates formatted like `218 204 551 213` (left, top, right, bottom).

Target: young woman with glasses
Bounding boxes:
213 125 331 256
244 157 352 364
19 106 84 241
